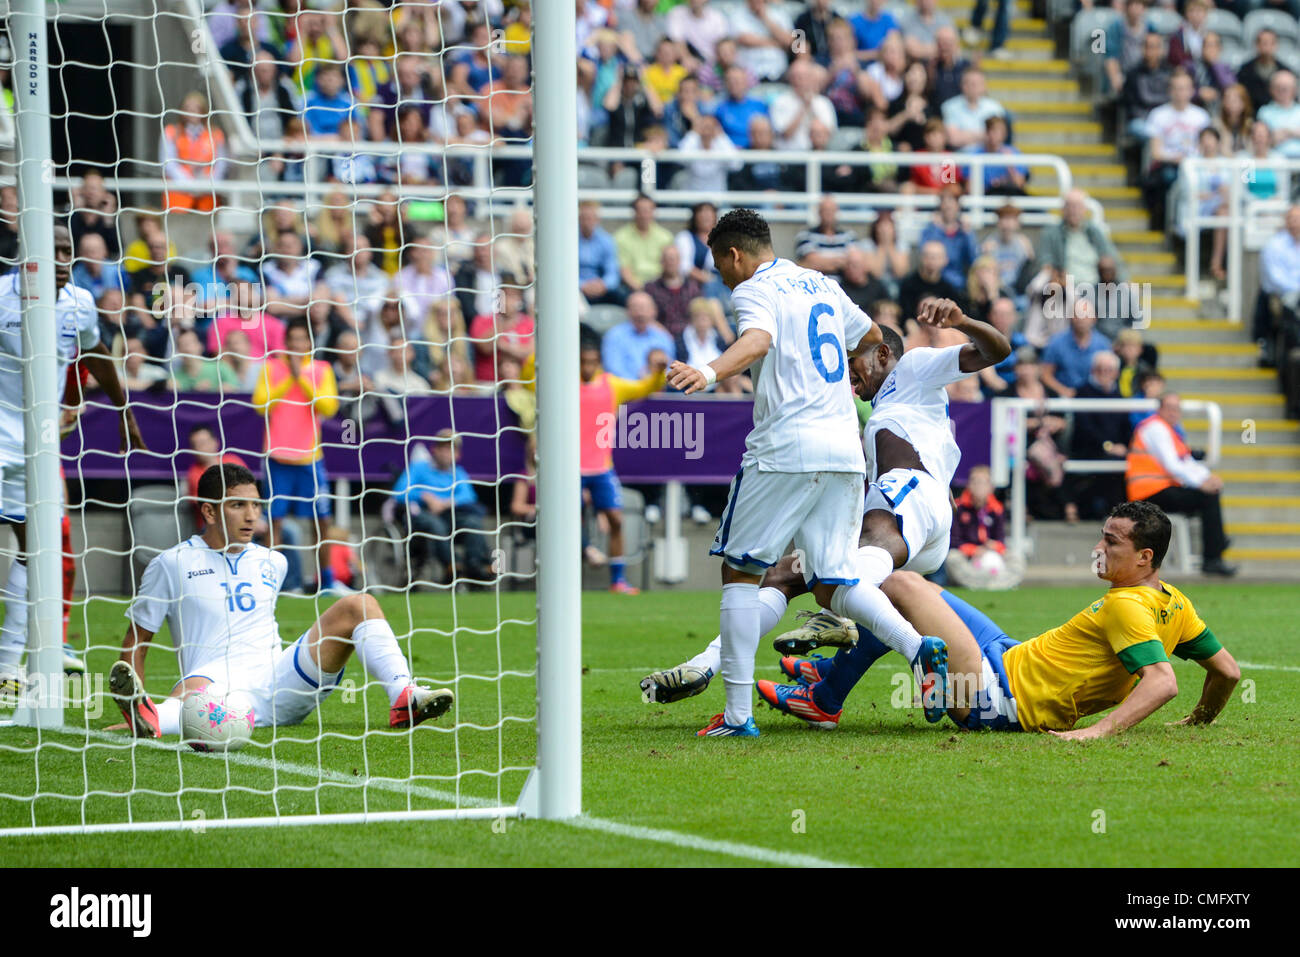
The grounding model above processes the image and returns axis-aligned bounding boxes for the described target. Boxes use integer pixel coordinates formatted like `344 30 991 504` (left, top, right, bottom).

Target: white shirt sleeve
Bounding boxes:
905 344 968 389
127 553 174 633
74 289 101 351
1139 419 1210 489
732 282 779 341
832 279 874 352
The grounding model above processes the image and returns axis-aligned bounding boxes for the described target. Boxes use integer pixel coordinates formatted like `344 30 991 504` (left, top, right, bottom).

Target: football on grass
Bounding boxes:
181 684 255 753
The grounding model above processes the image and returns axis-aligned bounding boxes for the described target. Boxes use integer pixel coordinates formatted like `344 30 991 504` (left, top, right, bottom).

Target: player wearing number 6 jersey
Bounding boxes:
110 463 454 739
667 208 902 737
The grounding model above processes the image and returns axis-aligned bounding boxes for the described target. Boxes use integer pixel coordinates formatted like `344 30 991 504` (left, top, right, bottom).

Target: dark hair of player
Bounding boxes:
878 323 904 361
197 463 259 508
707 208 772 257
1106 500 1171 569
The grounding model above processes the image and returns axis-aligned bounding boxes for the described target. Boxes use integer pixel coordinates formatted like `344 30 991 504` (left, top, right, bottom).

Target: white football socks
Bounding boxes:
687 587 787 675
351 618 412 705
0 560 28 669
829 545 923 662
158 697 182 737
719 582 761 726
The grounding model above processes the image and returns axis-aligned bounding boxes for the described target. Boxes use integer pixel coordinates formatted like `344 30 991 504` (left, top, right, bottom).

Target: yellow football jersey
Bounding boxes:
1002 582 1217 731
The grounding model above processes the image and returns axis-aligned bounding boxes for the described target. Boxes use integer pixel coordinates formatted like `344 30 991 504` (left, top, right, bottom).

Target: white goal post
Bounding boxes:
0 0 581 835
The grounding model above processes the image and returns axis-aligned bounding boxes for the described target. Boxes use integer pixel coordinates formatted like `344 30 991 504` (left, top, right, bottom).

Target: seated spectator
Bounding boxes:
714 64 768 148
1257 203 1300 368
396 234 451 331
578 201 623 306
898 0 953 62
448 19 502 96
675 112 741 193
665 0 730 65
867 209 912 301
434 194 478 274
161 91 227 213
207 281 285 360
982 204 1036 307
1192 32 1235 109
860 32 907 117
469 286 535 383
323 236 389 332
1129 370 1169 434
185 423 252 527
727 114 800 195
858 107 901 192
601 291 676 379
483 54 534 142
190 231 259 317
1238 28 1283 121
1115 328 1156 398
849 0 898 63
1095 256 1149 337
425 297 473 383
1144 69 1211 230
287 8 347 95
127 233 189 314
330 329 372 416
453 234 501 325
969 115 1027 196
643 37 687 103
218 8 279 80
235 54 300 146
1039 189 1123 287
306 294 353 355
920 186 977 291
1072 350 1131 518
676 297 746 393
645 244 702 339
674 202 725 300
67 170 121 258
978 297 1025 396
795 196 859 282
373 338 434 397
770 59 837 151
1214 84 1253 157
1123 32 1173 142
1258 70 1300 159
942 69 1004 150
839 246 891 314
793 0 836 66
71 232 125 302
1241 116 1284 203
172 327 239 392
807 119 871 193
967 256 1015 326
302 63 356 139
615 194 676 296
1183 126 1230 280
1041 299 1112 397
493 206 535 288
1167 0 1210 72
122 337 168 392
1126 393 1235 575
601 61 663 149
930 27 971 112
945 466 1020 590
217 328 261 391
888 61 934 152
905 118 955 194
261 231 320 318
662 74 705 148
731 0 795 83
387 110 440 184
1104 0 1154 99
392 430 494 584
899 241 966 320
95 286 150 353
1012 350 1075 521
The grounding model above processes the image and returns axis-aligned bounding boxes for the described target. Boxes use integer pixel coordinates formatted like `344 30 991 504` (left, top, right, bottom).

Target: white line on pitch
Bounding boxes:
566 815 855 868
1236 661 1300 673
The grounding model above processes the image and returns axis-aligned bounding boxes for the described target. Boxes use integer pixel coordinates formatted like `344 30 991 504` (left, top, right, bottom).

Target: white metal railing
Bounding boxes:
1179 156 1300 321
990 397 1222 557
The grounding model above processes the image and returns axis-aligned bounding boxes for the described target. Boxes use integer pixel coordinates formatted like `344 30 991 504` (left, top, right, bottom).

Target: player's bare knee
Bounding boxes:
880 570 925 603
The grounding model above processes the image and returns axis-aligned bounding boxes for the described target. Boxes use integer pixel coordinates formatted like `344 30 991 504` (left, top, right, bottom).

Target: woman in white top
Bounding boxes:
862 32 907 112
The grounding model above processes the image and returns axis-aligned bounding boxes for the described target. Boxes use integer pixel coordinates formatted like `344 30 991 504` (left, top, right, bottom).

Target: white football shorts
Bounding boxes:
711 465 865 586
0 461 65 523
863 467 953 576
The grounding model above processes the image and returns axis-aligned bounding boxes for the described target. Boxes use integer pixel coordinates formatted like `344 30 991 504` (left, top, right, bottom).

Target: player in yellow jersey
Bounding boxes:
768 501 1241 737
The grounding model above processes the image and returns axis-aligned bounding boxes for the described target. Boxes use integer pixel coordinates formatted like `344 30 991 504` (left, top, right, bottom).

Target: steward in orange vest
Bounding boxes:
162 93 227 212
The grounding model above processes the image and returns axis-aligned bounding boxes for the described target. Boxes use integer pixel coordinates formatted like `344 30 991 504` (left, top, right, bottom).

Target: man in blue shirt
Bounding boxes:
189 231 260 313
600 291 675 380
850 0 898 61
578 201 625 306
391 430 493 584
713 66 768 149
1041 300 1112 397
303 64 357 137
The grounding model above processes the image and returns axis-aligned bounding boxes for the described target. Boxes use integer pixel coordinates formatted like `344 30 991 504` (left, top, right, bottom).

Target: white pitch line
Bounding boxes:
1236 661 1300 673
16 727 855 866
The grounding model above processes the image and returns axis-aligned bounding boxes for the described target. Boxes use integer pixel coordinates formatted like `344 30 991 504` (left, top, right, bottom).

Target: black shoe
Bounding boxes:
1202 560 1238 577
1258 339 1276 369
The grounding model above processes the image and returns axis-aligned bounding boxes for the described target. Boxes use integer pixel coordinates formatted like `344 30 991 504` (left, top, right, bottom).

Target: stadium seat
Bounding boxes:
1206 9 1244 46
610 165 641 190
1145 8 1182 36
578 163 610 189
1166 513 1200 574
1243 8 1300 48
584 304 628 333
1222 41 1250 71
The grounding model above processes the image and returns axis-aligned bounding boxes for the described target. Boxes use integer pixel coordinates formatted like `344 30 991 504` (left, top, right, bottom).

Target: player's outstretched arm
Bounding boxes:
81 343 146 452
1168 647 1240 727
1049 660 1179 741
917 299 1012 372
667 328 771 394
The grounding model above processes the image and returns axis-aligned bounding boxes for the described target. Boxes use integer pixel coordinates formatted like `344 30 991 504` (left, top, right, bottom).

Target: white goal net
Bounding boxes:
0 0 578 835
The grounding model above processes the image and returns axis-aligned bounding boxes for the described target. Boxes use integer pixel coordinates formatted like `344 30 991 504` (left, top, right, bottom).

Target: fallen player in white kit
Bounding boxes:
110 463 454 738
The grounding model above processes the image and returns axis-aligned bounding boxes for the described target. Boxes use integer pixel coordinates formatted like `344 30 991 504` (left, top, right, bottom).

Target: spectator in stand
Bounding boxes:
601 291 676 379
646 244 702 339
942 69 1004 150
868 209 912 300
966 0 1012 61
448 19 503 96
905 118 955 194
396 234 451 332
172 327 239 393
330 329 372 415
794 0 837 66
1104 0 1154 99
731 0 795 83
1258 70 1300 159
493 207 535 288
218 7 278 80
675 112 742 192
899 0 953 62
191 231 259 314
666 0 731 65
369 53 446 143
969 114 1027 196
622 0 669 64
1072 350 1131 518
436 194 477 273
1144 69 1211 230
483 54 534 142
839 245 891 314
900 241 966 319
945 466 1014 590
920 186 977 290
1124 32 1173 142
662 74 706 148
601 61 663 149
305 294 352 355
1012 349 1076 521
1182 126 1231 280
261 231 320 319
727 114 799 195
977 297 1025 396
1041 299 1112 397
854 107 901 192
453 234 502 333
253 317 344 594
71 233 125 303
862 31 908 113
0 187 19 266
67 170 120 259
127 233 188 314
302 63 356 139
470 285 535 383
1115 328 1156 398
578 201 624 306
795 196 860 282
888 61 935 151
614 194 675 296
850 0 899 63
713 64 768 148
1168 0 1210 72
1214 84 1254 156
1191 32 1235 109
208 281 285 360
122 337 169 393
392 430 494 584
676 298 748 393
770 58 837 150
287 8 347 95
218 328 261 391
95 287 148 354
930 26 971 111
967 256 1015 325
323 236 388 333
1127 393 1235 575
1040 189 1123 287
1257 203 1300 369
1238 29 1283 120
643 37 687 103
160 91 228 213
185 424 251 528
982 204 1036 307
373 338 434 397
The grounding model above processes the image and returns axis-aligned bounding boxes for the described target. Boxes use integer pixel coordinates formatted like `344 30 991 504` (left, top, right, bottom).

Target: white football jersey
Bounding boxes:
0 271 100 467
127 537 290 679
865 345 969 486
732 257 874 474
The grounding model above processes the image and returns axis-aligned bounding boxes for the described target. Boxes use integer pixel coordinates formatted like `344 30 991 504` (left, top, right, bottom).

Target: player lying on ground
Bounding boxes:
110 463 454 739
761 501 1241 738
645 299 1010 727
0 224 145 695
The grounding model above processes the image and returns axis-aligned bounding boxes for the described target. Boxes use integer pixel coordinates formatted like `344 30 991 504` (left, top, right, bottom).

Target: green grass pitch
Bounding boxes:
1 583 1296 867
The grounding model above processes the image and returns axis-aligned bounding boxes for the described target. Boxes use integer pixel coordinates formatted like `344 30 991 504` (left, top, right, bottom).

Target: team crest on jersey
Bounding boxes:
260 560 277 585
1090 599 1104 613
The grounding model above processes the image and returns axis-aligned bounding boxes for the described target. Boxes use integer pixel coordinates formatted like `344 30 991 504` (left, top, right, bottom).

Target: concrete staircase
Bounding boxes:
944 0 1300 579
